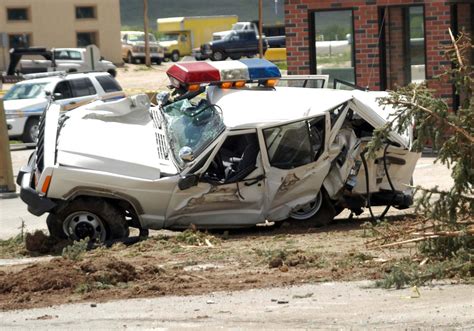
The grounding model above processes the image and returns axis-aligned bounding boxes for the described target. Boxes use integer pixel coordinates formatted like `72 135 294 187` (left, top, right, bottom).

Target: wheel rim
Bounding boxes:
214 52 223 61
30 123 39 142
63 211 107 242
290 192 323 220
172 53 179 61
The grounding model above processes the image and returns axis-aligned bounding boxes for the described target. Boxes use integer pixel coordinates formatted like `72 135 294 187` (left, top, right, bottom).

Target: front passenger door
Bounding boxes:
166 130 266 228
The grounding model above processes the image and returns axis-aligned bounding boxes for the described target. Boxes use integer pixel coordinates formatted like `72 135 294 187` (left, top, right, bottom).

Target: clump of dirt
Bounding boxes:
24 231 70 255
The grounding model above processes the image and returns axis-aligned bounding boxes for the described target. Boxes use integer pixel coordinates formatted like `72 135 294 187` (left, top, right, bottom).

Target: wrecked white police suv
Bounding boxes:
18 59 420 242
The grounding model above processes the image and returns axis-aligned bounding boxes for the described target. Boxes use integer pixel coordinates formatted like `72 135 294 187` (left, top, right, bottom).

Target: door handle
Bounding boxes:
244 174 265 186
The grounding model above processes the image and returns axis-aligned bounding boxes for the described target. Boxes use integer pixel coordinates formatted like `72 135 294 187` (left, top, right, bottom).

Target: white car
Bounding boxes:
18 59 420 242
4 72 124 143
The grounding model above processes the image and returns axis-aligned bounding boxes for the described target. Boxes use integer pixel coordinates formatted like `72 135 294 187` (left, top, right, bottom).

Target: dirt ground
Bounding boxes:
1 216 458 312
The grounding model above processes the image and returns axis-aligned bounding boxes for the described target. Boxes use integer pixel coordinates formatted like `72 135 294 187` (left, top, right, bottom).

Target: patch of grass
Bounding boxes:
62 238 90 261
175 229 220 246
275 61 287 71
0 234 27 258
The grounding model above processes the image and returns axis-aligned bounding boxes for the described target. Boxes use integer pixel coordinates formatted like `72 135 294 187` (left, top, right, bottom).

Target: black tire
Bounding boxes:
290 190 336 227
22 117 40 143
48 197 129 242
107 69 117 77
127 52 134 64
171 51 180 62
230 55 241 60
211 51 226 61
154 58 162 65
247 54 255 58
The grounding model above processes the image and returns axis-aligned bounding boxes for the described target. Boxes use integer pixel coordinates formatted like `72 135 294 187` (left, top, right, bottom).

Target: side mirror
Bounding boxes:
179 146 194 163
53 93 63 100
178 174 199 190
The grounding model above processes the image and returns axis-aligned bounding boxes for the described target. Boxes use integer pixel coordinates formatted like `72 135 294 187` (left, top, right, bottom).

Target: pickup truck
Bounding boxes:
212 21 259 41
200 30 268 61
121 31 164 64
17 46 117 77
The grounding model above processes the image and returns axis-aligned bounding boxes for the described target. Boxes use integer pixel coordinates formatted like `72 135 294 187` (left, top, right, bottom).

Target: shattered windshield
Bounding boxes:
162 99 225 168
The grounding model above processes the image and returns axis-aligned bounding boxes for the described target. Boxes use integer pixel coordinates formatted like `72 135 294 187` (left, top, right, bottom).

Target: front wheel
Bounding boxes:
290 190 336 227
211 51 226 61
171 51 180 62
107 69 117 77
127 52 134 64
47 198 129 242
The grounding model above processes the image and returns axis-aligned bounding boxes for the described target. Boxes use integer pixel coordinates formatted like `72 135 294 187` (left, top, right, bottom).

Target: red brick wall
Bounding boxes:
284 0 454 103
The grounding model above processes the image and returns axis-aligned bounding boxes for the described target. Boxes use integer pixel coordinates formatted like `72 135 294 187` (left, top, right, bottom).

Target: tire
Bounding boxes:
154 58 162 65
127 52 134 64
211 51 226 61
22 117 40 143
230 55 241 60
247 54 255 58
290 190 336 227
107 69 117 77
48 198 129 242
171 51 180 62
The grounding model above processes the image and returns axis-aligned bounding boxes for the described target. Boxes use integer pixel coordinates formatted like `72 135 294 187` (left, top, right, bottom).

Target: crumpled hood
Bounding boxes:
4 98 47 114
56 96 177 179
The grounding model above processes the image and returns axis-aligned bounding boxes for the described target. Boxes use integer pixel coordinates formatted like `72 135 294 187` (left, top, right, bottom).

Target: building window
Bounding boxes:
7 8 29 21
312 10 355 85
408 6 426 83
9 34 31 48
77 32 97 47
75 6 96 19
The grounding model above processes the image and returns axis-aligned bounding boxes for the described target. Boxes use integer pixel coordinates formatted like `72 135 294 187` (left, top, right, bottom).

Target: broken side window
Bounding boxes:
204 133 260 184
264 116 325 169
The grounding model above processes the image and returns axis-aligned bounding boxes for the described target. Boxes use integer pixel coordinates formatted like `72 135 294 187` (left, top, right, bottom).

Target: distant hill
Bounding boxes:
120 0 285 29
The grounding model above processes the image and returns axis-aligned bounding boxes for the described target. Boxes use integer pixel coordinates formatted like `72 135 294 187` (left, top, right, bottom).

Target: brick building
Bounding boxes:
284 0 473 107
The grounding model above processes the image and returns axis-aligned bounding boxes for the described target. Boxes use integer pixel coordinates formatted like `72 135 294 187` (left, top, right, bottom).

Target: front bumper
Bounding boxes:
131 52 164 60
17 164 56 216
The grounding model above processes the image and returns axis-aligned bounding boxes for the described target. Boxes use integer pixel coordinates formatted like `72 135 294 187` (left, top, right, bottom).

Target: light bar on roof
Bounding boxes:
166 59 281 89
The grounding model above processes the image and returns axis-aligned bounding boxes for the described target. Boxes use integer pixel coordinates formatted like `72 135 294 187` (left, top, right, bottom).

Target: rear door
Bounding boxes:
53 77 98 110
261 115 333 221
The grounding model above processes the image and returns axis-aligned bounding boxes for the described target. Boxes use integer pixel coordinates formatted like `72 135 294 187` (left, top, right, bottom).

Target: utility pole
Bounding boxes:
258 0 263 59
143 0 151 67
0 100 16 198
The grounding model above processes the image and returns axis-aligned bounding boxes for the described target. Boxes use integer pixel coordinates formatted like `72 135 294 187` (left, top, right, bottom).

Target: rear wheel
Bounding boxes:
230 55 241 60
47 198 129 242
22 117 40 143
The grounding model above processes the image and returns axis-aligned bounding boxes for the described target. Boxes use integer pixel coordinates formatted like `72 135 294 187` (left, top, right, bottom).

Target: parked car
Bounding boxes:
4 72 124 143
15 46 117 77
121 31 165 64
200 30 268 61
18 59 420 242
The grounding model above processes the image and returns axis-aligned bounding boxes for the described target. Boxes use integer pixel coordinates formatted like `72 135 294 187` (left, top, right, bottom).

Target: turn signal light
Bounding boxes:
265 79 279 87
187 84 201 92
41 175 52 194
234 81 246 88
221 82 233 89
